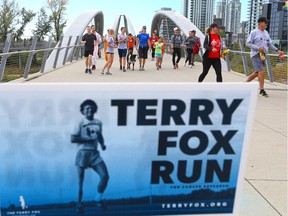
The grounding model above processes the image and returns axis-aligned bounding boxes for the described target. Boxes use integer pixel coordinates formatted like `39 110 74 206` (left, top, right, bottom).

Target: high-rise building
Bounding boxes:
158 8 176 42
216 0 227 20
182 0 215 32
262 1 287 48
225 0 241 34
247 0 269 33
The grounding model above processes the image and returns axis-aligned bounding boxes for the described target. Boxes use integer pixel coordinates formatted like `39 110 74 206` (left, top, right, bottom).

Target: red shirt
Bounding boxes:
127 36 134 49
149 36 158 47
208 34 221 58
162 42 166 54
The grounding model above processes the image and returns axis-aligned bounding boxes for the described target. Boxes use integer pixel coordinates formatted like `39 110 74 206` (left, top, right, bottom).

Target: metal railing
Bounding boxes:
0 34 84 82
165 42 287 85
0 34 287 84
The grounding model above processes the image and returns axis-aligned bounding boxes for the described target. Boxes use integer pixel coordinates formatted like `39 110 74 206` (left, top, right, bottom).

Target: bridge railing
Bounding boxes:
164 43 287 85
0 34 85 82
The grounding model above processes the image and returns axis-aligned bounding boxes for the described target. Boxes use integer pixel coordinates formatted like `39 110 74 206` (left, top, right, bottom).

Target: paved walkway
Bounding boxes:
13 55 287 216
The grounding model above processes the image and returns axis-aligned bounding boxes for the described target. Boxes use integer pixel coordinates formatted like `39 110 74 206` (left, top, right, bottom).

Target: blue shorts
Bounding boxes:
251 53 265 72
155 53 162 58
118 49 127 58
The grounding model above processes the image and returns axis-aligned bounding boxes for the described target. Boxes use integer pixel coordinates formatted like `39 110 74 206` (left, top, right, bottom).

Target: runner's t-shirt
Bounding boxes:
137 33 150 48
155 42 163 54
106 36 115 53
82 33 97 51
208 34 221 58
118 34 128 49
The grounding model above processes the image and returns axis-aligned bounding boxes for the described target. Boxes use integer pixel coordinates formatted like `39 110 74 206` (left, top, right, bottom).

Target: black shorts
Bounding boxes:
118 49 127 58
138 47 148 59
84 50 94 57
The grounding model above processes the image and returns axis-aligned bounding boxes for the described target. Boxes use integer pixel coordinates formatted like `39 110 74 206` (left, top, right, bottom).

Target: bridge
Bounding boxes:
1 8 288 216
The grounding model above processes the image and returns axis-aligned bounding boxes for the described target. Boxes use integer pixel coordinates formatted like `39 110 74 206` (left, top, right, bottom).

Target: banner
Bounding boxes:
0 83 257 216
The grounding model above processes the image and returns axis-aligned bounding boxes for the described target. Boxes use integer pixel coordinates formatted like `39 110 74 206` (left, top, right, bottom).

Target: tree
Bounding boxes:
33 7 52 41
14 8 36 41
0 0 19 41
218 29 227 38
46 0 68 41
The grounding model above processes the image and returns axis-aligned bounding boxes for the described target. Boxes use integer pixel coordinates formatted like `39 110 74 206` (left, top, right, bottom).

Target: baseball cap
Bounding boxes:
191 30 196 33
142 26 147 29
258 16 269 24
174 27 179 31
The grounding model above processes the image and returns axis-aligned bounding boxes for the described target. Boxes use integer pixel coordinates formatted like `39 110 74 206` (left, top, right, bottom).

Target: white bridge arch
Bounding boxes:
151 10 205 47
45 10 104 72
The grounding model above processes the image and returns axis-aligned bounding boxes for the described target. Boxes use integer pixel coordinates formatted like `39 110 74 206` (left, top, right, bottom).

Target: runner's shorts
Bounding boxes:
118 49 127 58
84 50 94 57
75 149 103 168
251 53 265 72
155 53 163 58
138 47 149 59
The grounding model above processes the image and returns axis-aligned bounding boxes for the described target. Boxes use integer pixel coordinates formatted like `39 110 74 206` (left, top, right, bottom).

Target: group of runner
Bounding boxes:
81 16 284 96
81 25 202 74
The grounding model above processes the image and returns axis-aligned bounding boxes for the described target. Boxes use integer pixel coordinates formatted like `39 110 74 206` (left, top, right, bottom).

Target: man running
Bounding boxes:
71 99 109 213
171 27 183 69
136 26 151 71
117 27 128 72
246 17 283 97
81 26 97 74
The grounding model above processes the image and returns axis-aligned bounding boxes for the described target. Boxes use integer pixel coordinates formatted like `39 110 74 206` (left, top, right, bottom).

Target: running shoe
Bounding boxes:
259 89 268 97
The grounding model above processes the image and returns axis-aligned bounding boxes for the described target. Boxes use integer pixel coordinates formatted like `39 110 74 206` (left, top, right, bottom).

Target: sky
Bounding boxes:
17 0 248 36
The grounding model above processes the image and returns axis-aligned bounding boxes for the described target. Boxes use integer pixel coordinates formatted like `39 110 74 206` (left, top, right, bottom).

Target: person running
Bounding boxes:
71 99 109 213
102 29 117 75
154 37 164 70
81 26 97 74
198 23 223 82
149 32 158 61
136 26 151 71
246 17 283 97
117 27 128 72
127 33 135 54
184 31 197 68
171 27 183 69
192 30 201 66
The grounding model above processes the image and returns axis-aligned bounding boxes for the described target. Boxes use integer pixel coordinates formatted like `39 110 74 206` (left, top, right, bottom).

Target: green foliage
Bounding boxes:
218 29 226 38
0 0 19 42
46 0 68 41
14 8 36 41
33 7 52 41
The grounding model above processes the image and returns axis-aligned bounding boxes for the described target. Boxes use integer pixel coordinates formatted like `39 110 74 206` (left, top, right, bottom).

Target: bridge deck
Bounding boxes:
12 54 287 216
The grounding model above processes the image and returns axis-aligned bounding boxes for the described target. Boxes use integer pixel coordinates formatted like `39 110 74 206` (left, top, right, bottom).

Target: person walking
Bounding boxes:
91 25 102 70
117 27 128 72
154 37 164 70
192 30 201 66
159 39 166 69
102 29 117 75
171 27 183 69
149 32 158 61
184 31 197 68
198 23 223 82
81 26 97 74
103 29 109 62
246 17 284 97
127 33 135 54
136 26 151 71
